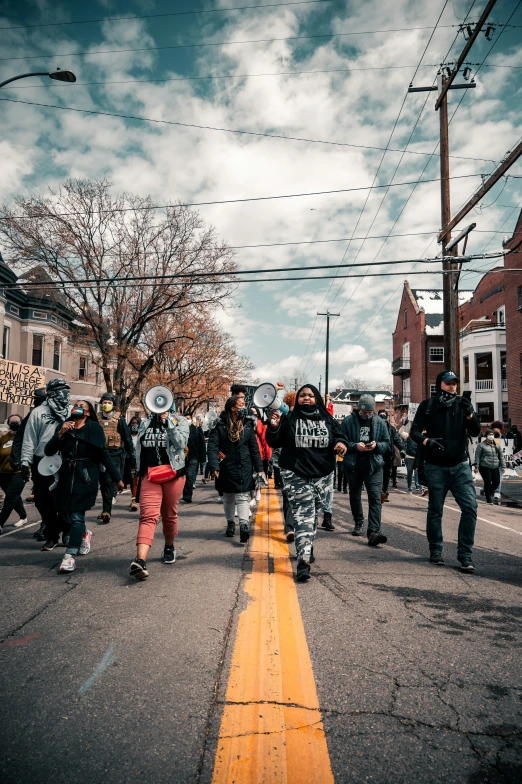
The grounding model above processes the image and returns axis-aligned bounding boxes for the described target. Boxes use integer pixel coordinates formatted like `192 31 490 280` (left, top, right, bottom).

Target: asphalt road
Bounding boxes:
1 477 521 783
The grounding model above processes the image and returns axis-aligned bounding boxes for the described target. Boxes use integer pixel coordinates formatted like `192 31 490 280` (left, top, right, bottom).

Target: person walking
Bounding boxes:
10 387 47 539
127 416 141 511
129 404 189 580
378 410 405 502
340 394 391 546
399 422 423 494
0 415 27 534
266 385 347 582
207 396 263 543
411 370 481 571
474 428 505 505
183 418 207 503
45 401 124 573
98 392 135 524
21 379 71 550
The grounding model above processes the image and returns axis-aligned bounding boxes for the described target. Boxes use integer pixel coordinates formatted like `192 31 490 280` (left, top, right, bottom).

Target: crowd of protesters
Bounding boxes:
0 368 517 583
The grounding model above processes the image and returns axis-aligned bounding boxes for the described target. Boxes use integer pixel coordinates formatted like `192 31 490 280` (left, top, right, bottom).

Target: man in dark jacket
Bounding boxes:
98 392 135 523
340 394 391 546
10 387 46 539
378 410 405 501
411 369 481 571
183 419 207 503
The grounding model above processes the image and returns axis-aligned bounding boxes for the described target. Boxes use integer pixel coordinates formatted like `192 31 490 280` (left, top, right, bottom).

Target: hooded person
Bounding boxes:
411 369 481 570
20 379 71 549
266 384 347 582
0 414 28 534
340 394 392 545
97 392 136 524
11 387 47 539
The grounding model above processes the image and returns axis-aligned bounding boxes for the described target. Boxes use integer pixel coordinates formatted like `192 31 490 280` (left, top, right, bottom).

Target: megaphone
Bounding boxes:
204 410 218 429
253 383 290 416
144 385 174 414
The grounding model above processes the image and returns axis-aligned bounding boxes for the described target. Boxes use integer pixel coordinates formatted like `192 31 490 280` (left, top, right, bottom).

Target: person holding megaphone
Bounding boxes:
266 384 348 582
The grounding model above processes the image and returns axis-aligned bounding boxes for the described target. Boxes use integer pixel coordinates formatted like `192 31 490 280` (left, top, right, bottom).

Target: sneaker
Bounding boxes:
225 520 235 537
202 478 209 484
321 512 335 531
421 488 429 498
458 557 476 573
296 559 311 582
286 531 295 543
100 513 111 524
407 488 413 495
130 500 138 511
383 493 390 502
183 497 192 504
33 523 46 540
161 545 176 564
218 496 224 504
351 523 364 536
429 552 445 566
367 531 388 547
79 529 93 555
26 494 34 503
59 554 76 573
129 558 148 580
96 512 104 520
41 540 57 551
14 517 28 528
239 523 250 543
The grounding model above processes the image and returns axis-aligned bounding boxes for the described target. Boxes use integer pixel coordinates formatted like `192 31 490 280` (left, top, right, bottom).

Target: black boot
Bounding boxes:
321 512 335 531
225 520 235 537
296 559 311 582
34 524 46 541
351 522 364 536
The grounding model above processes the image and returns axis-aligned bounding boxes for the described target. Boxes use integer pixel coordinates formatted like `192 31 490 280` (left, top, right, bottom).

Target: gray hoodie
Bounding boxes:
21 402 66 465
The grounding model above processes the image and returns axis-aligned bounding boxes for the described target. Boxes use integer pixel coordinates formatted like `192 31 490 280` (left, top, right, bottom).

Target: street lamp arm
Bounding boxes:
0 72 49 89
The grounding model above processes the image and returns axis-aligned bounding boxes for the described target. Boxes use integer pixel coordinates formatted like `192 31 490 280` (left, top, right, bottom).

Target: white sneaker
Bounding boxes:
14 517 28 528
59 554 76 573
79 529 93 555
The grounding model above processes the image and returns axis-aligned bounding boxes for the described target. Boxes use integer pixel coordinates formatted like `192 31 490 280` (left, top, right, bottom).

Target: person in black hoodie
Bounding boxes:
183 419 207 503
45 400 124 573
266 384 347 582
411 370 481 571
207 395 263 543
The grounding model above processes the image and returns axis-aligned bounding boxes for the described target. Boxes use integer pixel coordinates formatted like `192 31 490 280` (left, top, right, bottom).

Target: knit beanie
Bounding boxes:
358 394 375 412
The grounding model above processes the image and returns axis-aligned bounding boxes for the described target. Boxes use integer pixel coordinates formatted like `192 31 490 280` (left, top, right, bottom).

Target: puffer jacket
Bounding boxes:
341 412 391 474
475 440 505 470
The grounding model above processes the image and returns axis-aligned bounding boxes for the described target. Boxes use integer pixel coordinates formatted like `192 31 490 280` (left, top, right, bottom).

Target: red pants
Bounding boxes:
136 474 186 547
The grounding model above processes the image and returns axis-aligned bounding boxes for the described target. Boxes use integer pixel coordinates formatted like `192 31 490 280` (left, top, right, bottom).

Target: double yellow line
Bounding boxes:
212 486 334 783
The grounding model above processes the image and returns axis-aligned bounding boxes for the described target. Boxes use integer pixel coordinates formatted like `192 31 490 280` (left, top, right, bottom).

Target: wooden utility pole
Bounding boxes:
317 312 339 397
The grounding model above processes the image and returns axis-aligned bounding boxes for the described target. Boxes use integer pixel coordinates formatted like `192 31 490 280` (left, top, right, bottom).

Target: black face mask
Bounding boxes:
236 407 246 419
358 411 372 420
439 389 457 407
300 404 318 414
9 421 20 432
130 424 139 433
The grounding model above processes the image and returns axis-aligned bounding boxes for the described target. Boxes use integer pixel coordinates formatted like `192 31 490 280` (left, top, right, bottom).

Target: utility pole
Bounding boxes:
318 374 322 393
317 312 339 397
294 377 298 391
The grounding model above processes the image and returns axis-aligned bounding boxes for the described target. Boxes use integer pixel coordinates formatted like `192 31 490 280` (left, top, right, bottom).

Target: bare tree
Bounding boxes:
0 179 236 411
342 376 372 390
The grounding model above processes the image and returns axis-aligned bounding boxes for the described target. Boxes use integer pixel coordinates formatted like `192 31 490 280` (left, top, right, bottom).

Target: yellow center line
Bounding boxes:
212 485 334 783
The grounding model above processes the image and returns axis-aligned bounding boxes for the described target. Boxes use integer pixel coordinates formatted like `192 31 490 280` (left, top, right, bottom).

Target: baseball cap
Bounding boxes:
441 371 459 383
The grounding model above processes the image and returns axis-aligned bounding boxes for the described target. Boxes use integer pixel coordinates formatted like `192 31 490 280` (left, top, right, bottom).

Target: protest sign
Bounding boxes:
0 360 46 406
408 403 419 422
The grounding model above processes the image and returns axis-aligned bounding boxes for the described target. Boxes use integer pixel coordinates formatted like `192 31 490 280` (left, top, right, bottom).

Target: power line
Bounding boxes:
0 173 485 221
0 1 334 30
0 25 463 63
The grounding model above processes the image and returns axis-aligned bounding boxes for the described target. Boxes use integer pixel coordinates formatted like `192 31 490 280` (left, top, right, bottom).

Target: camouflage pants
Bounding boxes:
280 469 331 562
323 471 335 514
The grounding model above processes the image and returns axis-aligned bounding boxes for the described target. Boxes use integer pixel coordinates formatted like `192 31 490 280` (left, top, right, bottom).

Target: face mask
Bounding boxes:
130 424 139 433
236 407 246 419
379 414 387 419
9 421 20 432
300 404 318 414
101 402 114 413
71 407 85 419
358 411 372 420
440 389 457 407
486 434 494 441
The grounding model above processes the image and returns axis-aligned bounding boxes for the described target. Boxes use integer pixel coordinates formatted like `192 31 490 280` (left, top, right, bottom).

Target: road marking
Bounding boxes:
397 491 522 536
0 521 41 538
78 644 117 695
212 486 333 783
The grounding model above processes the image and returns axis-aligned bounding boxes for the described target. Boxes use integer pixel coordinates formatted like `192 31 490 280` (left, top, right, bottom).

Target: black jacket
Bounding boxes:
207 413 262 493
411 397 481 467
45 419 122 513
266 411 347 479
341 412 390 474
187 424 206 463
10 413 30 469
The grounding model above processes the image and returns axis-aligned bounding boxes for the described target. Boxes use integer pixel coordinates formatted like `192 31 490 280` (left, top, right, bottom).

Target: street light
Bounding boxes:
0 68 76 89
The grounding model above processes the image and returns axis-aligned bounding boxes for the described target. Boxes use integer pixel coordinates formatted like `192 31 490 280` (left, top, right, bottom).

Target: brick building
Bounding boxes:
503 209 522 429
391 282 472 409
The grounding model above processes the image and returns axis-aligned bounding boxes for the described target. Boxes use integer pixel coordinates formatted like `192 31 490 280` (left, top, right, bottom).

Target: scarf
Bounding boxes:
47 390 70 422
439 390 458 408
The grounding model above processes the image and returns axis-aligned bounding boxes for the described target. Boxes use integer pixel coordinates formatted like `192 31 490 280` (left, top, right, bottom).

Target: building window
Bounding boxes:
475 351 493 381
9 304 19 316
51 315 57 323
429 347 444 363
497 306 505 325
403 309 408 329
32 334 44 366
95 371 99 385
477 402 495 424
502 402 509 423
463 356 469 384
79 356 87 380
53 339 61 371
402 377 410 402
2 326 9 360
430 384 437 396
33 311 47 320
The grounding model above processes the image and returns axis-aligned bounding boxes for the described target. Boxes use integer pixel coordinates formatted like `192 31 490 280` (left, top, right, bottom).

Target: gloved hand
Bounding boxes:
426 438 445 453
21 464 30 483
459 396 474 417
10 462 21 472
400 450 406 459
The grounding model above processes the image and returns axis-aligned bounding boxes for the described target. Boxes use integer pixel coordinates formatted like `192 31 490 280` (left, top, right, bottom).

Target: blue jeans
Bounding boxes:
424 462 477 557
65 512 86 555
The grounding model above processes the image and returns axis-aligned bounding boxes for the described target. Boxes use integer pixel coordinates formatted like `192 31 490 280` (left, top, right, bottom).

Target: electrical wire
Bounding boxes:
0 1 335 30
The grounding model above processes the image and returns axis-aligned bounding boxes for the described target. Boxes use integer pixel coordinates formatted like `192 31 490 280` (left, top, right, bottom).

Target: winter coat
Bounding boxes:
186 424 207 463
207 412 263 493
475 440 505 470
340 412 391 474
411 396 480 467
21 402 66 464
135 414 190 474
45 419 122 513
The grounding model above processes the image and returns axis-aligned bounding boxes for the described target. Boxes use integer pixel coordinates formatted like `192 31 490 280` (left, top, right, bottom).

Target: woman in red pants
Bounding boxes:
129 404 189 580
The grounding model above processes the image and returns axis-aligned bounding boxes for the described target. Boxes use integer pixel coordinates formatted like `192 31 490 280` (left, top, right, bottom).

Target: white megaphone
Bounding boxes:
253 383 289 415
204 410 218 429
144 385 174 414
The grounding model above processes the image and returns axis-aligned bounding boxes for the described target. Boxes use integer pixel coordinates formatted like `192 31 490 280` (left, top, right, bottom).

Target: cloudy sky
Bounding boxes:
1 0 521 390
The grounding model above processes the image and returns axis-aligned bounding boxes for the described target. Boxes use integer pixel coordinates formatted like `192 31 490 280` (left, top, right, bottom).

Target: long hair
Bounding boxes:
224 395 244 442
288 384 332 424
